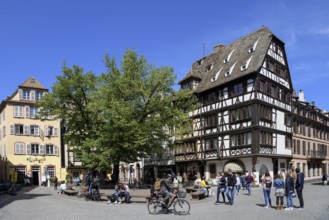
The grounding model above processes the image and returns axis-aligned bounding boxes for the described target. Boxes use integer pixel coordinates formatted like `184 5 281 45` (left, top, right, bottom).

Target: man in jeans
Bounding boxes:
295 168 304 210
245 171 254 195
225 169 237 205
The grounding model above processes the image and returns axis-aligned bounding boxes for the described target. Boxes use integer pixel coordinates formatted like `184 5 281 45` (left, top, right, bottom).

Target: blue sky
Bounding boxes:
1 0 329 111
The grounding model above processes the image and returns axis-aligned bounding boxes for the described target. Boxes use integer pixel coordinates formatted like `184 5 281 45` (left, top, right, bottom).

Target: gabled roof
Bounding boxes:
181 26 276 93
19 76 47 90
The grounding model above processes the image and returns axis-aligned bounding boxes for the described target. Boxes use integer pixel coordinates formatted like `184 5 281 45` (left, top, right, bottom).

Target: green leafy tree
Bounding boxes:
37 49 196 182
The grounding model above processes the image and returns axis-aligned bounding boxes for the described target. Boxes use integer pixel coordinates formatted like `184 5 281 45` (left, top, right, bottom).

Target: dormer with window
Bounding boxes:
223 49 234 64
248 37 261 54
225 61 237 77
211 67 223 83
240 55 253 71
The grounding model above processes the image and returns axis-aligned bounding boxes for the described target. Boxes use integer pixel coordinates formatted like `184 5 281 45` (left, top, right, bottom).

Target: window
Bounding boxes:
233 83 243 96
231 132 252 147
230 106 252 122
36 91 43 100
297 140 300 154
14 106 23 117
23 90 30 100
205 138 218 150
266 60 274 72
47 166 55 178
15 143 25 154
15 166 26 182
30 107 38 118
303 141 306 156
15 125 24 135
260 105 272 120
46 145 54 155
31 144 39 155
260 132 273 145
45 126 58 136
204 114 218 128
285 136 292 148
30 125 39 136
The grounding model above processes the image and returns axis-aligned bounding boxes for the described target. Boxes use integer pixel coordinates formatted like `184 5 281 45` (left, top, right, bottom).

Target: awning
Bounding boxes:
224 162 244 173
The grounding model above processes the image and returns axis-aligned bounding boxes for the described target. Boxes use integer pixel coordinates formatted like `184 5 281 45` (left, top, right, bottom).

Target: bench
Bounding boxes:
190 191 206 200
185 186 198 193
63 189 78 196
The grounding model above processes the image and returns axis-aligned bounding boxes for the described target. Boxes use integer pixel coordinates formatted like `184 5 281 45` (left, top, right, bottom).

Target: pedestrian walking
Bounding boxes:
215 172 226 205
245 171 254 195
225 169 236 205
235 174 241 195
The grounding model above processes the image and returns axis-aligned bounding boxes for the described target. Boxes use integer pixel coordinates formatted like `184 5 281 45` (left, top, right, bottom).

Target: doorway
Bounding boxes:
32 167 40 185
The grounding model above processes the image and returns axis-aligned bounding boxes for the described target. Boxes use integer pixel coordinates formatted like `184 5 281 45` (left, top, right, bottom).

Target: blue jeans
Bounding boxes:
246 183 252 194
216 187 226 203
226 186 236 204
263 189 272 207
286 193 293 208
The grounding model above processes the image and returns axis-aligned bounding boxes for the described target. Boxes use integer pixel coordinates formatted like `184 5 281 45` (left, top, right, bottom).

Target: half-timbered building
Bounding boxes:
176 27 293 184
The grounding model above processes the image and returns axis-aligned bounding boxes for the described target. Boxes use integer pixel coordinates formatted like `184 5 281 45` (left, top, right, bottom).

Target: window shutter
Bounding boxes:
54 145 58 156
10 124 15 135
15 143 18 154
53 127 58 136
39 145 44 155
19 106 23 117
30 90 35 100
14 106 18 117
25 106 30 118
18 89 23 100
26 144 31 155
24 125 30 135
36 126 40 135
45 126 49 136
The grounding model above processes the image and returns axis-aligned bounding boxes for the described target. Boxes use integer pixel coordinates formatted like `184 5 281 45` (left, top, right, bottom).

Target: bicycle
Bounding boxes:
0 181 17 196
147 189 190 215
83 182 101 201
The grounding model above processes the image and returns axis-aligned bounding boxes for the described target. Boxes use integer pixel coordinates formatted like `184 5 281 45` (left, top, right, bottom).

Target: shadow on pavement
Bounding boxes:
0 186 47 209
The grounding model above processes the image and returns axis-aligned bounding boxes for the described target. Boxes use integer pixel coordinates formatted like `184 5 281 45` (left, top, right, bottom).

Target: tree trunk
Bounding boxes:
112 163 119 184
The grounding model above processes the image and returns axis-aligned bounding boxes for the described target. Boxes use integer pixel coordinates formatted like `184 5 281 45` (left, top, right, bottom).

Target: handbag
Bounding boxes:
265 182 272 188
275 188 284 197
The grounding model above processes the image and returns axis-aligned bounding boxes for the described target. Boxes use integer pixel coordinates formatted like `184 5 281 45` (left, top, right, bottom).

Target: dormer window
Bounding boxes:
206 64 213 71
240 55 253 72
248 37 260 54
223 49 234 64
241 63 247 71
211 67 223 83
225 61 237 77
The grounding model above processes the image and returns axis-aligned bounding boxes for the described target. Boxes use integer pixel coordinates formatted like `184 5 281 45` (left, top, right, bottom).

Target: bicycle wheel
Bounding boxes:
173 199 190 215
93 192 101 201
147 199 162 214
84 193 90 201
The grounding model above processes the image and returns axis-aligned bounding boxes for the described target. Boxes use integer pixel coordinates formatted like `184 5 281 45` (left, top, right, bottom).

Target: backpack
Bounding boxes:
154 179 162 190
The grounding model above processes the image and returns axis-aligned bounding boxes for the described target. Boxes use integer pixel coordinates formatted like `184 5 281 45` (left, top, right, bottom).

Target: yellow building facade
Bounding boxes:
0 77 66 185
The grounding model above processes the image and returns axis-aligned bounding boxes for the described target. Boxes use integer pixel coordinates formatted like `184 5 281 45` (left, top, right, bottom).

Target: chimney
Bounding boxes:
213 44 225 53
299 90 305 102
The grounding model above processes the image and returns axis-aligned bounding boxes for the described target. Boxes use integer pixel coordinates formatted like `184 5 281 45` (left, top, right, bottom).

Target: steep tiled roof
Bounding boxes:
181 26 275 93
19 76 47 90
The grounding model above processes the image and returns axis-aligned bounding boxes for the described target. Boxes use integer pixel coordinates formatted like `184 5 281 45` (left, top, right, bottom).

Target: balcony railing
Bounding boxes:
307 150 327 159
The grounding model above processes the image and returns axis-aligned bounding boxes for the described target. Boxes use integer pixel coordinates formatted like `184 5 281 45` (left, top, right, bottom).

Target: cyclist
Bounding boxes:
160 173 175 208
